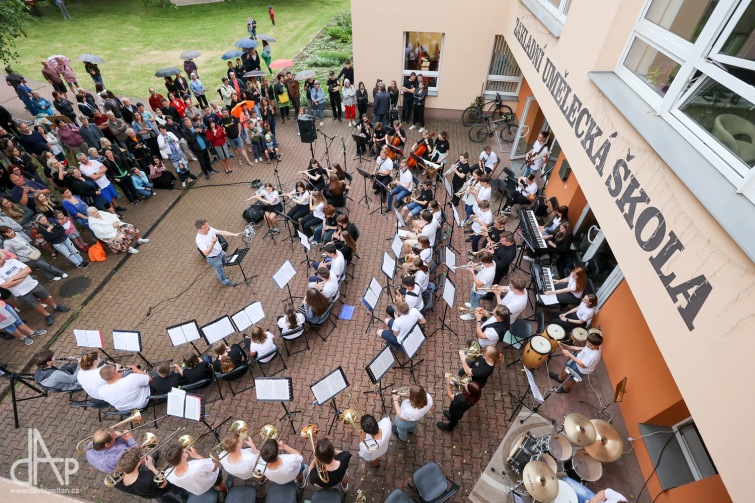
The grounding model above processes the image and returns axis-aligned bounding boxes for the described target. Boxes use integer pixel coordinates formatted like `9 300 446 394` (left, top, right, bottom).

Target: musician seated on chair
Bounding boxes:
548 332 603 394
474 305 510 348
524 221 573 264
409 258 430 293
372 147 393 198
502 174 537 215
113 446 187 500
387 275 423 318
430 130 449 165
218 430 262 480
332 229 357 264
150 361 185 395
324 173 347 209
260 438 308 488
358 414 392 468
494 277 528 322
33 349 82 392
460 252 495 321
181 352 213 385
376 299 425 348
311 242 345 281
548 265 587 307
372 121 388 154
550 294 597 334
299 288 331 324
525 131 550 176
401 178 433 219
278 303 305 335
469 200 493 253
402 235 432 274
562 478 629 503
210 340 248 376
386 159 414 213
401 210 438 255
335 213 360 241
479 145 499 174
77 351 108 400
309 266 339 300
541 205 569 237
164 443 228 496
457 345 504 388
388 119 406 148
85 427 137 473
429 199 443 226
482 214 508 249
244 326 277 363
493 232 517 285
98 363 152 411
302 158 327 192
412 129 434 161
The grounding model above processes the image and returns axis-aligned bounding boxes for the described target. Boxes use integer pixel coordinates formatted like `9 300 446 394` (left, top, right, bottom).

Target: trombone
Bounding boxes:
449 373 473 388
251 424 279 481
471 243 501 255
208 420 250 462
153 432 208 483
301 423 328 483
458 306 493 317
454 262 477 271
341 408 379 451
77 409 150 454
103 427 184 487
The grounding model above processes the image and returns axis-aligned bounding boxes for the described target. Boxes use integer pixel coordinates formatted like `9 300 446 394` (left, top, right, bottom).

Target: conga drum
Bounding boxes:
523 336 552 370
588 327 603 338
564 450 603 483
571 327 588 344
543 324 566 352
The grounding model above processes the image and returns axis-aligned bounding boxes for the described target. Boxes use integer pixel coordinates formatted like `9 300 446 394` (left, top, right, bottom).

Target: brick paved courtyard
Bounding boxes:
0 83 648 502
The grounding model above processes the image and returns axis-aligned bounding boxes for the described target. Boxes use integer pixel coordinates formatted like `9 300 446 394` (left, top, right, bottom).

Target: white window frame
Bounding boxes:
672 418 717 482
616 0 755 198
539 0 572 22
484 35 523 99
401 32 445 97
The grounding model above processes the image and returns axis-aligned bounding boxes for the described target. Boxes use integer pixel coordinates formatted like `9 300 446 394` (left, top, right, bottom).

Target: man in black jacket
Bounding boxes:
181 117 215 179
493 232 517 285
327 71 342 122
373 84 390 128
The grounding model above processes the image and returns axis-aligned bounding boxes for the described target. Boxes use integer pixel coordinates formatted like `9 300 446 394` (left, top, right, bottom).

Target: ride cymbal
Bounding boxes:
584 419 624 462
523 460 558 502
563 413 597 447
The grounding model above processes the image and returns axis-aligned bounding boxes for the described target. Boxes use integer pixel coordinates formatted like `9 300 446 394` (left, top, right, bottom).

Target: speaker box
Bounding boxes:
298 115 317 143
533 196 549 218
243 201 266 223
389 108 399 122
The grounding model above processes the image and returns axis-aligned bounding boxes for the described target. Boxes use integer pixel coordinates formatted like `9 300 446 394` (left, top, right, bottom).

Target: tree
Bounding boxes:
0 0 32 64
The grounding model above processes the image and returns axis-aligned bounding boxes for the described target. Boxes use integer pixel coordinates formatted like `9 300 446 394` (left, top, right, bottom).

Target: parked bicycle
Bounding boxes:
461 92 513 126
468 112 525 143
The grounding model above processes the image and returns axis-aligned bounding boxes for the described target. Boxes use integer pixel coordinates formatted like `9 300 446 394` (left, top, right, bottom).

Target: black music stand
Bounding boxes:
318 128 337 167
0 365 49 428
361 277 384 330
370 177 390 217
226 247 258 287
430 275 458 338
395 323 426 383
310 367 349 435
256 377 300 434
273 210 297 252
352 133 370 163
113 330 154 369
356 167 373 208
365 346 396 415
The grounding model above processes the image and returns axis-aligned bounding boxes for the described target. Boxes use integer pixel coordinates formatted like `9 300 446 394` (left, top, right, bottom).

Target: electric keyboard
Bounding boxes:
518 208 547 251
532 263 556 294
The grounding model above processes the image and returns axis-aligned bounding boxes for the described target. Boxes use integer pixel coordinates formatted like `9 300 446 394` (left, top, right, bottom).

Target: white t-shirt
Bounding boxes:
421 219 438 247
358 417 392 461
313 202 325 220
519 180 538 197
249 332 276 363
262 190 280 205
479 317 501 347
80 159 111 189
528 139 549 172
399 169 413 190
472 185 492 214
575 346 601 374
432 210 441 225
167 458 219 495
99 373 151 411
393 308 422 341
264 452 303 485
329 251 345 280
576 301 595 324
196 228 222 258
376 156 393 175
293 191 310 206
480 151 498 171
77 367 107 400
399 393 434 421
219 448 264 480
472 209 493 233
419 247 432 265
402 286 423 312
0 259 37 296
321 276 339 300
473 264 495 292
567 275 585 299
463 181 480 206
501 290 528 322
414 269 429 292
601 489 628 503
278 313 305 333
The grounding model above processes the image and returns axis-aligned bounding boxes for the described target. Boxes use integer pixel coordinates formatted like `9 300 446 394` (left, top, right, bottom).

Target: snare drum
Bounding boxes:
564 450 603 483
543 324 566 352
533 453 557 474
538 433 573 461
552 480 578 503
571 327 588 343
506 432 540 475
523 335 552 370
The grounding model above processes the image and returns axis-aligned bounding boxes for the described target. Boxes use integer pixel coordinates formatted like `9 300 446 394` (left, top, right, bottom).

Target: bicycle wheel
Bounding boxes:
462 106 484 126
469 123 490 143
500 122 517 143
487 102 514 123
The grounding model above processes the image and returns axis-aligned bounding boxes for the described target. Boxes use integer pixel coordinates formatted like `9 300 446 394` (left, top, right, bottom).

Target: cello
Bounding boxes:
407 132 435 168
386 121 405 160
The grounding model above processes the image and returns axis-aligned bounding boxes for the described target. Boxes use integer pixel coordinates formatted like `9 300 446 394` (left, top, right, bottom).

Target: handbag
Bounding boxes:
88 241 107 262
278 89 290 105
27 248 41 260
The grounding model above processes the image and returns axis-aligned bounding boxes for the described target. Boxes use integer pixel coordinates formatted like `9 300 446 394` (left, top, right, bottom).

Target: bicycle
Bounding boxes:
468 112 526 143
461 92 514 126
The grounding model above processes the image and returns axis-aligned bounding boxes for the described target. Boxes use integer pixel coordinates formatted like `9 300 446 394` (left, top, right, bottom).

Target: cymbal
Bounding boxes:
584 419 624 462
563 413 597 447
522 460 558 502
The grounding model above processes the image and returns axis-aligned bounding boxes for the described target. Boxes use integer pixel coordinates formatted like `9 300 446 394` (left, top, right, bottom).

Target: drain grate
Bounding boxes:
58 276 92 298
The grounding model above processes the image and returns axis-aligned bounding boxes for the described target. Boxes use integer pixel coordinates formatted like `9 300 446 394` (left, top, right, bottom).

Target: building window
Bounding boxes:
485 36 523 99
543 0 572 19
521 0 572 36
403 32 444 95
617 0 755 193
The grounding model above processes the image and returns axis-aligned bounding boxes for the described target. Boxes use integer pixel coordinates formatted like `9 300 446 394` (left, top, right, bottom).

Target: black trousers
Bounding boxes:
193 147 212 176
195 94 208 108
506 191 532 208
413 104 425 127
287 204 309 232
300 213 322 237
401 100 413 123
114 177 139 203
329 94 342 119
373 174 392 195
357 102 368 119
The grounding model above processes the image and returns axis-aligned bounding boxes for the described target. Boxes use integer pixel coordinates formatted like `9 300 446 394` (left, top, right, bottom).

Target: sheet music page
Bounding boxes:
74 329 103 348
202 317 234 344
369 347 395 381
539 293 559 305
381 252 395 280
231 311 253 332
442 279 456 308
89 330 104 348
451 205 461 226
444 247 456 272
167 326 187 346
113 331 141 352
229 253 239 263
368 278 382 297
298 230 311 251
363 289 379 310
245 302 265 325
272 267 289 289
281 260 297 282
390 234 403 258
182 322 201 342
255 378 292 401
394 208 405 227
311 370 347 404
524 367 544 403
401 325 425 359
184 395 203 421
397 229 411 238
167 388 186 417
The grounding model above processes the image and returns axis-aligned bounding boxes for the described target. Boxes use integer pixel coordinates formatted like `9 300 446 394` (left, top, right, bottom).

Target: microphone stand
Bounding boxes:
317 128 337 167
519 369 580 425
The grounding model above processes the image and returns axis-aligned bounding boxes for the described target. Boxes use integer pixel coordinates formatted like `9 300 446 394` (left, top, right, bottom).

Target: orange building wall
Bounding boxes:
593 282 730 502
542 152 587 222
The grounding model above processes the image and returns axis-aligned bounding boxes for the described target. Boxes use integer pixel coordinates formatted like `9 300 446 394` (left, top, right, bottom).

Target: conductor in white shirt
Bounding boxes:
195 219 241 287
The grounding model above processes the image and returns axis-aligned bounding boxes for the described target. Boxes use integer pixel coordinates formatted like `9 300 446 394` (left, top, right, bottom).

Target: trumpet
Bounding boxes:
341 408 379 451
443 160 460 177
459 217 474 227
103 427 184 487
251 424 279 481
455 178 475 197
208 420 250 462
458 306 493 317
153 432 205 483
471 244 500 255
391 386 411 397
454 262 477 271
76 409 143 454
302 424 328 483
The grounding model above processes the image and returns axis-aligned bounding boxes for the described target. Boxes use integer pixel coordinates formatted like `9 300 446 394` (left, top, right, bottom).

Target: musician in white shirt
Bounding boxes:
310 243 345 282
218 433 263 480
310 267 339 300
164 444 227 496
391 384 434 441
387 275 423 318
550 294 597 333
460 253 496 320
402 211 437 254
386 159 414 212
474 305 510 347
358 415 392 467
462 169 482 221
260 438 308 488
377 300 424 346
494 277 528 322
525 131 550 176
479 145 499 174
247 183 283 233
470 200 493 253
502 174 538 215
244 326 277 363
549 331 603 393
373 147 394 198
402 235 432 274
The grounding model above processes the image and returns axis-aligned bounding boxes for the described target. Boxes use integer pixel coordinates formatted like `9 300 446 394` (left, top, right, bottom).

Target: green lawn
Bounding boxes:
11 0 350 98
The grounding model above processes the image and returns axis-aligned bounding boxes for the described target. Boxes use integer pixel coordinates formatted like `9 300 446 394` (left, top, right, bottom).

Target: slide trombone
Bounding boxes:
301 424 328 483
458 306 493 317
76 409 145 454
103 427 184 487
454 262 477 271
208 420 250 462
251 424 279 481
153 431 211 483
341 408 379 451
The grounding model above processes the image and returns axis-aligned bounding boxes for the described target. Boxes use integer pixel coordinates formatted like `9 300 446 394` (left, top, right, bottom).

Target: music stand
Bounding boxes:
361 277 384 329
226 247 258 286
370 177 390 217
310 367 349 435
0 364 48 428
365 346 395 414
396 323 426 383
446 204 462 254
519 367 580 425
166 320 203 355
580 376 627 423
355 166 373 208
74 329 119 363
297 230 314 269
273 260 300 304
112 330 153 368
508 366 544 421
430 276 458 337
200 315 235 346
273 210 297 252
167 387 229 442
381 251 397 297
231 301 265 333
442 175 454 208
256 377 299 434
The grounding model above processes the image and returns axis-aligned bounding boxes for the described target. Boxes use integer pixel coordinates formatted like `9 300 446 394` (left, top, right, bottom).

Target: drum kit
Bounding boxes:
522 324 602 371
505 413 624 502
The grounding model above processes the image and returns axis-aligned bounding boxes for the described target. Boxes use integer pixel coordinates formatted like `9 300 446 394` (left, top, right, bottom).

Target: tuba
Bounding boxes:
209 420 250 462
103 432 158 487
301 424 328 483
251 424 278 481
77 410 142 454
341 408 379 451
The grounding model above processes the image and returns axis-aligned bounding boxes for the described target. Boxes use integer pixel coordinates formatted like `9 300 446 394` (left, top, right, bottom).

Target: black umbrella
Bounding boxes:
154 67 182 78
180 50 201 60
243 70 267 78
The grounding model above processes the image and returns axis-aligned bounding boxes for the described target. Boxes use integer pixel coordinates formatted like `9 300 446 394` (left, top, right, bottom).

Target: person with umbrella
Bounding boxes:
164 76 177 96
55 57 79 93
244 48 261 74
84 62 103 86
174 73 190 98
274 74 291 124
184 59 198 79
261 40 273 75
41 61 69 100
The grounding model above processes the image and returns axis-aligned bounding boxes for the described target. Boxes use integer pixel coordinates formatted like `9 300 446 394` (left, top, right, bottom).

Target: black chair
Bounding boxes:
188 488 219 503
226 486 256 503
69 397 111 421
281 325 309 356
585 278 596 296
214 352 255 397
103 403 156 425
311 488 342 503
309 297 338 342
265 481 297 503
535 311 546 334
255 346 287 376
584 258 600 278
385 489 417 503
501 318 532 350
409 462 459 503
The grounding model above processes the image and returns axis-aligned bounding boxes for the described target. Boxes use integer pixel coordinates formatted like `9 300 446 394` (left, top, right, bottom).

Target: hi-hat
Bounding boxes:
522 460 558 502
563 413 597 447
584 419 624 462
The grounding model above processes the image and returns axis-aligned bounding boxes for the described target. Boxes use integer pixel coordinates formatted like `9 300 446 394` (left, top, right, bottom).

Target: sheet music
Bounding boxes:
443 176 453 199
201 316 235 345
112 330 141 352
184 395 203 421
401 324 425 359
232 302 265 332
255 377 293 401
229 253 239 263
539 293 559 305
442 278 456 308
362 288 379 311
167 388 187 417
73 329 103 348
246 302 265 324
273 260 297 289
444 246 456 272
393 208 405 228
167 322 201 346
298 230 311 251
451 205 461 227
368 278 382 297
381 252 395 280
524 367 544 403
390 234 403 258
397 229 411 238
367 346 395 382
311 368 348 405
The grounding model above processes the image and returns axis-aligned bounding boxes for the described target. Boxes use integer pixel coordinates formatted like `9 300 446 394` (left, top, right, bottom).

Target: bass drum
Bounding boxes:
523 335 552 370
552 480 578 503
564 450 603 483
506 431 539 475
